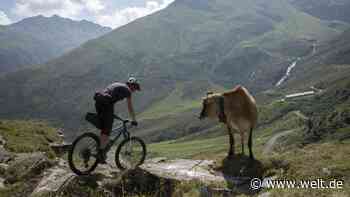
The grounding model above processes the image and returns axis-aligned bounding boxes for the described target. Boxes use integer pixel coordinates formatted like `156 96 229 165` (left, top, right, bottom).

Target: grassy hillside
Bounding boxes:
0 120 61 157
288 0 350 23
135 81 221 142
278 29 350 92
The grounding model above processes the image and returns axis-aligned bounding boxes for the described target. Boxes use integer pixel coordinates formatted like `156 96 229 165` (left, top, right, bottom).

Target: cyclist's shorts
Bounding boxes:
95 100 114 135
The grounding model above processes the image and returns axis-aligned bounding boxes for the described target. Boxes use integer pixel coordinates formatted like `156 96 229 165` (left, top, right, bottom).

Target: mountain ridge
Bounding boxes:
0 15 111 73
288 0 350 23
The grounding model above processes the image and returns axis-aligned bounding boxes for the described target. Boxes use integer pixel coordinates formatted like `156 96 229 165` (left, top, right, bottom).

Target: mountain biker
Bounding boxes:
94 77 141 163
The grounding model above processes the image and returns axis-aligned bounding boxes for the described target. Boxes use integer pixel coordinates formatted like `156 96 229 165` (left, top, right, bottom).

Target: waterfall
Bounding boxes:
275 59 298 87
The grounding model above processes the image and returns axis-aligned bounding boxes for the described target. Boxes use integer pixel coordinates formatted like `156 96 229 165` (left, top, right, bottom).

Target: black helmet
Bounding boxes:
127 77 141 91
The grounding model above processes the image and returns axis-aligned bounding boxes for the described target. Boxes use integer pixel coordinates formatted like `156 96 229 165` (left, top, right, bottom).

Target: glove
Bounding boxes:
131 121 138 126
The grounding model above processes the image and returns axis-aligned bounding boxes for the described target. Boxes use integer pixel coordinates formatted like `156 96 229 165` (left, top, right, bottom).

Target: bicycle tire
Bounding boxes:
68 132 100 175
115 136 146 170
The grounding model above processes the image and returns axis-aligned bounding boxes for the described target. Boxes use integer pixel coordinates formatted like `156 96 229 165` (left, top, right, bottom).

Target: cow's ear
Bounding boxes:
207 91 213 96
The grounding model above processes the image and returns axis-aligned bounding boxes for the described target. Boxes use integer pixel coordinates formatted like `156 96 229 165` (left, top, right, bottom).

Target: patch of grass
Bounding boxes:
258 100 297 125
273 142 350 179
150 138 350 196
0 182 34 197
140 82 220 119
258 111 303 137
0 120 61 157
148 135 228 159
262 142 350 196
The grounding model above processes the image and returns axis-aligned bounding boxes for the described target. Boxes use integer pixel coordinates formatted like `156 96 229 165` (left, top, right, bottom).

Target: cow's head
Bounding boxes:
199 91 222 120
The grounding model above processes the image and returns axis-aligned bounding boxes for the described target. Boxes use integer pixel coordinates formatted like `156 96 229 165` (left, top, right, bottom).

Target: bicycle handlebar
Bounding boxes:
113 114 125 121
113 114 130 124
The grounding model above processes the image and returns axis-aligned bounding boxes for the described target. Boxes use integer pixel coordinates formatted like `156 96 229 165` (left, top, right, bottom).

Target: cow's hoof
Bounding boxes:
227 153 234 158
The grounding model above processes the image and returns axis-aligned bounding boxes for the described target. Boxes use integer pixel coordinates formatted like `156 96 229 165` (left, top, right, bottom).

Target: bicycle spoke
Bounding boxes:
118 138 145 169
72 136 98 171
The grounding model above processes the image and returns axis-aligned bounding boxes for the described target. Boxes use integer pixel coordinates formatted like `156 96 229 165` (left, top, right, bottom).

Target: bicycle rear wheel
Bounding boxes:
68 132 100 175
115 136 146 170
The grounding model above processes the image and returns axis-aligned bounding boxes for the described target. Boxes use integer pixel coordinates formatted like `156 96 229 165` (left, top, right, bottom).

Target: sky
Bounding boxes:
0 0 174 28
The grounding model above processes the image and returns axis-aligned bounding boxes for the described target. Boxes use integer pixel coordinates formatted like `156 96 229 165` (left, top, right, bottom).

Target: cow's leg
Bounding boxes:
227 125 235 156
240 131 245 155
248 127 254 159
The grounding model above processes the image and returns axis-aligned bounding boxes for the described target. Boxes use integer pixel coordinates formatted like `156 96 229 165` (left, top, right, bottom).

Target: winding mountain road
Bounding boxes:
263 129 297 155
263 110 309 155
293 111 308 120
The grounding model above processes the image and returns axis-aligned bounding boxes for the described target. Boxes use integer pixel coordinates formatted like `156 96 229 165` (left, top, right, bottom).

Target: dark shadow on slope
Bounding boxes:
216 154 263 196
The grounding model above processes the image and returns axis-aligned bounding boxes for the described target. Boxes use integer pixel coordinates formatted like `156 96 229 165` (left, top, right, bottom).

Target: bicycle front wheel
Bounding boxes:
115 137 146 170
68 132 100 175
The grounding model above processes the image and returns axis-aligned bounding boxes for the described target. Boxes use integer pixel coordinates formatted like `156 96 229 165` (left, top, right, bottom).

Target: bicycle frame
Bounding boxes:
103 115 131 152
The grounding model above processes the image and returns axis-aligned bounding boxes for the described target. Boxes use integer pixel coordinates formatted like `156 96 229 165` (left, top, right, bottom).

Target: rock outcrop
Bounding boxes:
1 135 263 197
4 152 53 184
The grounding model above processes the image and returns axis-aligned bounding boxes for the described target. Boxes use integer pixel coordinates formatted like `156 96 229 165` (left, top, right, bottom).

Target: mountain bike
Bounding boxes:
68 114 146 175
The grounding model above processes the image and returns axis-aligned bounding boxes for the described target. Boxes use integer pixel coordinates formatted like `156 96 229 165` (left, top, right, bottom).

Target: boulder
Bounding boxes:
4 152 53 184
0 135 5 146
140 156 262 195
49 142 72 156
30 166 75 197
0 163 8 175
0 147 12 163
0 177 5 189
0 135 12 163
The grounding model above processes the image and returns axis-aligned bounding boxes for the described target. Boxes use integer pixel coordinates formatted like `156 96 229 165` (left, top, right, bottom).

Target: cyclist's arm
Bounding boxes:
127 96 136 121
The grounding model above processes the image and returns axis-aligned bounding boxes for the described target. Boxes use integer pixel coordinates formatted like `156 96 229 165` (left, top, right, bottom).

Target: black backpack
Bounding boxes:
85 112 102 129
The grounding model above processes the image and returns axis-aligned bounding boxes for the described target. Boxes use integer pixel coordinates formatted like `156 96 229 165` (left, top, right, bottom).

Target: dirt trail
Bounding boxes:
293 111 308 120
263 129 296 155
263 110 309 155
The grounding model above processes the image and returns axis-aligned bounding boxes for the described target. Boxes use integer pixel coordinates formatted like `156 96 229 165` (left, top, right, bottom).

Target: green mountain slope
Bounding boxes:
0 15 111 73
288 0 350 23
0 0 344 140
281 29 350 91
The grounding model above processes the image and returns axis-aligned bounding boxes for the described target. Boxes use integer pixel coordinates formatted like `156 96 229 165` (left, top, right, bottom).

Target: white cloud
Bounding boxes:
96 0 174 28
0 11 12 25
13 0 85 19
12 0 174 28
82 0 105 13
13 0 105 19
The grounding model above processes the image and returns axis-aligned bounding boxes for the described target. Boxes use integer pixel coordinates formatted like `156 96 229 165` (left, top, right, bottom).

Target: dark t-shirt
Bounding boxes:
102 82 131 103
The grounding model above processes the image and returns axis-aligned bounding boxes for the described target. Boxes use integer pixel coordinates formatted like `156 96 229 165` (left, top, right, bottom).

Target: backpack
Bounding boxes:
94 92 112 104
85 112 102 129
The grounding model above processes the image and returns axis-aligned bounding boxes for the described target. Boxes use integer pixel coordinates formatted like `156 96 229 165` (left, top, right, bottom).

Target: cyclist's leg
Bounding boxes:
95 101 104 129
95 101 112 147
100 104 113 148
99 130 109 164
98 104 114 163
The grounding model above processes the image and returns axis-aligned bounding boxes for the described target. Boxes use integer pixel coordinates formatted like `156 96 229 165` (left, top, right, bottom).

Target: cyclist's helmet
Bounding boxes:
127 77 141 91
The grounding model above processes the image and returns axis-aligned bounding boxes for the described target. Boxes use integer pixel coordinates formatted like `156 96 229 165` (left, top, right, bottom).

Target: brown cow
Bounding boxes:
199 85 258 159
